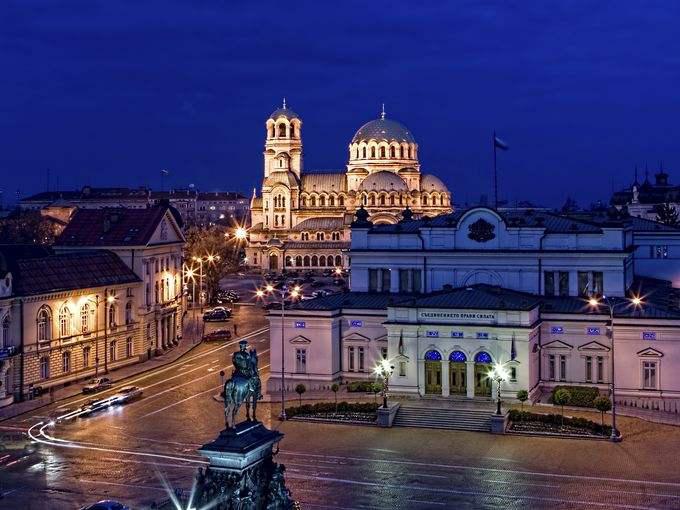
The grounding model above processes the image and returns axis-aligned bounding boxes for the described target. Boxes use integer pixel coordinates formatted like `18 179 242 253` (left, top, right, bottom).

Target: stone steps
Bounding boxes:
393 405 493 432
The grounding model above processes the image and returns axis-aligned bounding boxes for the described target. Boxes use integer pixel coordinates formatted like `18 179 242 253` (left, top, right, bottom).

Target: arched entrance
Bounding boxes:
269 253 279 271
424 349 442 394
449 350 467 395
474 351 492 396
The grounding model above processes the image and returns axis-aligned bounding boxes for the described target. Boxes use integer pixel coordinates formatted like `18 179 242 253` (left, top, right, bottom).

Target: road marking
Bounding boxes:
100 456 198 469
79 479 167 492
138 385 221 419
409 499 446 507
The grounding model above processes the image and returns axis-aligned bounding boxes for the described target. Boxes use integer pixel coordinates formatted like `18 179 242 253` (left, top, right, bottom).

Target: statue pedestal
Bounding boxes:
192 421 295 509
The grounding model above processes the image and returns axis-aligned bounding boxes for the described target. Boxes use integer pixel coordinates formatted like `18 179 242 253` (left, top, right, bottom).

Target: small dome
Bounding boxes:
269 106 299 121
421 174 449 192
358 171 408 191
264 171 298 188
352 117 415 144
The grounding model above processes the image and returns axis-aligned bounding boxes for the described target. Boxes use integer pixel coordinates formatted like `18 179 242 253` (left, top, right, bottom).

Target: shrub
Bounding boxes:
346 380 376 393
285 401 380 419
508 409 612 436
516 390 529 410
593 396 612 428
550 385 600 408
294 383 306 407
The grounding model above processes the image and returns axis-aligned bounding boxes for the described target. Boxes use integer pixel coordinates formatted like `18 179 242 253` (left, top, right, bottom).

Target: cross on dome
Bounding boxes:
282 97 287 109
381 103 386 120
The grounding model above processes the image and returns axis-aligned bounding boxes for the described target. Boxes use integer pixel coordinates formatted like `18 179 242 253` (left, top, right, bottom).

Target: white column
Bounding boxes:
466 361 475 399
418 360 425 397
441 361 450 396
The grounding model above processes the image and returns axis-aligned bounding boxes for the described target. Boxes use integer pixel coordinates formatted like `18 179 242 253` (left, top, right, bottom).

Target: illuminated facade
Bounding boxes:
246 104 452 271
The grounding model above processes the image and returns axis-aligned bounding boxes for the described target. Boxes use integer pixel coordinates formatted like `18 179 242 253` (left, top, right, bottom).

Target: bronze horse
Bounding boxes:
223 343 262 429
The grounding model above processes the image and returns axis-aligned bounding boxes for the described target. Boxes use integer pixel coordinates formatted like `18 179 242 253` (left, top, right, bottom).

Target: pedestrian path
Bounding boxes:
0 320 203 422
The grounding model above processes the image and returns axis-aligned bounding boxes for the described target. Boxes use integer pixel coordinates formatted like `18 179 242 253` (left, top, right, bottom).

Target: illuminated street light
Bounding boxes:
234 226 248 240
255 289 264 298
106 295 116 304
265 284 274 293
334 267 342 275
489 362 510 415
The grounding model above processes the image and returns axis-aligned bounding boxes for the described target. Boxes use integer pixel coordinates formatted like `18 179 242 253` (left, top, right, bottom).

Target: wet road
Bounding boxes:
3 303 680 509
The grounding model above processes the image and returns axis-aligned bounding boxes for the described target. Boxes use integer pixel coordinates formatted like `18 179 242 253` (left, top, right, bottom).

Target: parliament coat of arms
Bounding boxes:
468 218 496 242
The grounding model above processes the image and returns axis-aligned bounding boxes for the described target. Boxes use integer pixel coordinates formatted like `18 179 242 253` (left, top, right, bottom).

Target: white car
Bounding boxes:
113 386 143 403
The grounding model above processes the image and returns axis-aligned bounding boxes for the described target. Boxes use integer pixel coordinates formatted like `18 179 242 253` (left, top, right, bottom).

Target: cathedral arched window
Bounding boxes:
370 195 376 206
301 232 309 241
274 215 279 226
432 195 438 206
339 196 344 206
407 146 412 158
285 256 292 267
282 196 286 208
371 147 376 158
400 147 405 158
319 196 325 207
290 123 295 138
301 197 307 207
278 123 286 138
390 146 395 158
362 147 367 158
320 255 326 266
295 256 302 266
380 147 386 158
335 255 342 266
332 232 341 241
311 255 318 266
1 314 10 348
399 195 404 205
311 196 316 207
303 256 310 267
423 195 428 206
380 195 385 206
390 195 395 206
281 216 285 226
59 304 72 338
329 196 335 206
316 232 325 241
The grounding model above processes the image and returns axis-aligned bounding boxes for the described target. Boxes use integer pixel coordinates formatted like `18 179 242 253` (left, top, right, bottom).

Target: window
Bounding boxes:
332 232 341 241
329 196 335 206
59 305 72 338
370 269 390 292
358 347 365 371
544 272 555 296
301 232 309 241
154 282 159 303
578 271 589 296
369 269 379 292
371 147 376 158
559 271 569 296
278 123 286 137
338 196 344 206
651 245 669 259
319 196 325 207
382 269 391 292
362 147 367 158
509 366 517 382
335 255 342 266
642 361 657 389
110 341 117 362
40 356 50 380
399 361 406 377
422 195 428 206
319 255 326 266
1 314 10 348
108 304 117 328
585 356 592 382
83 346 91 368
125 302 133 325
578 271 604 296
548 354 556 381
311 197 316 207
398 269 421 293
295 255 302 266
348 346 355 371
390 146 395 158
311 255 318 266
62 351 71 373
399 269 409 293
80 304 91 334
596 356 604 383
316 232 324 241
295 348 307 373
380 147 385 158
381 347 388 359
593 272 603 296
559 355 567 381
37 307 51 342
126 337 134 358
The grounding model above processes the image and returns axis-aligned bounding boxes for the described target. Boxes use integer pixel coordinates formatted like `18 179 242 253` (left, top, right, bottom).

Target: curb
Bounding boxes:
506 429 613 441
288 416 376 427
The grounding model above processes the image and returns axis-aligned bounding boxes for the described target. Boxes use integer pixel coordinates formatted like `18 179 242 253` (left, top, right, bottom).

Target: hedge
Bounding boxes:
509 409 612 436
346 381 378 393
285 401 380 419
549 385 600 408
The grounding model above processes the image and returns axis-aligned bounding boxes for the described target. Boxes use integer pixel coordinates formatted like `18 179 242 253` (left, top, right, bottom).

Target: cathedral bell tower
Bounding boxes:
264 99 303 179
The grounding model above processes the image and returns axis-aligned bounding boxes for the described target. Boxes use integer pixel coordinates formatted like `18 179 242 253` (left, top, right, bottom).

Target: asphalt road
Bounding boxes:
2 294 680 509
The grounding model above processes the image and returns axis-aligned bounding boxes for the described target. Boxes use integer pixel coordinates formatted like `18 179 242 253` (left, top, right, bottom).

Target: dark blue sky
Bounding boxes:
3 1 680 208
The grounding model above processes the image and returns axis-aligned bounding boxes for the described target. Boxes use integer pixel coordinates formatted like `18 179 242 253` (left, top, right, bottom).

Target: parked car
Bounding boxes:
312 290 331 298
82 377 112 394
80 501 130 510
203 329 233 341
113 386 143 404
203 309 230 322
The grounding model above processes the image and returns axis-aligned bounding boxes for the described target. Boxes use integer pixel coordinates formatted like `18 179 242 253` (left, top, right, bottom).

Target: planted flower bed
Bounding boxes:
509 410 612 437
286 402 379 423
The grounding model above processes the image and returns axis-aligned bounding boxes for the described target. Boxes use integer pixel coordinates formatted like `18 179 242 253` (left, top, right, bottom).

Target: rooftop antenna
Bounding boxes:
381 103 386 120
282 97 287 109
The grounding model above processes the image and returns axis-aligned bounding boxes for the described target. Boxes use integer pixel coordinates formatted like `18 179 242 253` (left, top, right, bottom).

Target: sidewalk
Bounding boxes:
0 318 204 422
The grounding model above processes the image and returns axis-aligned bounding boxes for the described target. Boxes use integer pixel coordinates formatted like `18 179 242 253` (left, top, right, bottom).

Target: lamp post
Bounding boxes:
490 362 509 415
104 293 115 374
588 294 642 442
92 295 100 377
374 359 395 408
258 282 300 420
193 257 205 311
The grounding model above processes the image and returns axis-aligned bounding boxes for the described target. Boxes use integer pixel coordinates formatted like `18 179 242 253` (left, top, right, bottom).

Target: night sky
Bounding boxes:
3 1 680 208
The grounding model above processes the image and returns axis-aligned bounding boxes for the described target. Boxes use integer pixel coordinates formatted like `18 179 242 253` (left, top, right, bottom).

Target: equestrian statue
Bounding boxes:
223 340 263 429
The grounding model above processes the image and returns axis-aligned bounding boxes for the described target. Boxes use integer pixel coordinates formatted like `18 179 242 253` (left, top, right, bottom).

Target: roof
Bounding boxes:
269 106 299 121
352 117 415 144
55 206 180 247
2 249 140 297
292 217 345 231
421 174 449 193
21 187 150 204
358 171 408 192
397 284 541 311
264 171 299 188
567 211 680 233
289 292 394 311
368 207 604 234
0 245 52 275
301 172 346 193
284 241 350 250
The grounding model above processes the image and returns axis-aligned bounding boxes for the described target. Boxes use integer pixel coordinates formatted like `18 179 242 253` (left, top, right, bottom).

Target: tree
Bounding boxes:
516 389 529 410
552 389 571 426
0 209 56 244
594 396 612 431
371 382 382 403
295 383 306 407
331 383 339 414
655 203 679 226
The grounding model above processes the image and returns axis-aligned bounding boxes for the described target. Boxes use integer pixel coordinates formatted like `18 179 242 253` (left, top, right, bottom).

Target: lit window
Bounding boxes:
642 361 657 389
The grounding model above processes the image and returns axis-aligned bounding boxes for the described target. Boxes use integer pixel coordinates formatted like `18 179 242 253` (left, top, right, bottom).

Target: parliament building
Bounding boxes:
246 104 452 271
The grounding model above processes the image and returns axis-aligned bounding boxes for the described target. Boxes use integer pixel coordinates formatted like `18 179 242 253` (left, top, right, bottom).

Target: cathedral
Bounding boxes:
246 103 452 271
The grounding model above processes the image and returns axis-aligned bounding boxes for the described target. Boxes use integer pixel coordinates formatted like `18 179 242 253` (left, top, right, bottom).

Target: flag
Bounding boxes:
494 136 509 151
510 333 517 361
161 169 169 175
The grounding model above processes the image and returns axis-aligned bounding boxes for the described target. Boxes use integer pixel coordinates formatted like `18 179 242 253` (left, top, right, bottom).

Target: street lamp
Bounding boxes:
374 359 395 408
234 226 248 240
489 362 510 415
258 282 300 420
588 294 643 442
104 294 116 374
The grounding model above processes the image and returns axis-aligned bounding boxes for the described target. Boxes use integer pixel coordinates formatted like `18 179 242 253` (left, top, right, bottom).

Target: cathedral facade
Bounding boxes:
246 104 452 271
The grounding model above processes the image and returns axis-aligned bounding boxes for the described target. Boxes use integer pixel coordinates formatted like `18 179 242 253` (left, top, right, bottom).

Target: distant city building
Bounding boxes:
0 246 143 406
20 186 249 228
268 206 680 411
246 103 452 271
611 166 680 220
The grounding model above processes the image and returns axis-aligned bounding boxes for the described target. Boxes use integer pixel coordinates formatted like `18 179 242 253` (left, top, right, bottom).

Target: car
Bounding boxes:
217 290 239 303
79 500 130 510
47 406 78 423
82 377 112 394
203 309 230 322
312 290 331 298
311 280 325 288
209 306 232 315
203 329 232 341
79 397 113 416
113 386 143 403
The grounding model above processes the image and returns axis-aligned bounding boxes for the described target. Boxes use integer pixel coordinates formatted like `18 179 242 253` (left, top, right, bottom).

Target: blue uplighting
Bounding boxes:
474 351 492 364
449 350 467 362
424 350 442 361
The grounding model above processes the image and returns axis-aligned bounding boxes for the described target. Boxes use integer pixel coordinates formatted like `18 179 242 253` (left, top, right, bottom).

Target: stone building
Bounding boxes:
246 104 452 271
611 166 680 221
0 246 143 405
54 205 186 356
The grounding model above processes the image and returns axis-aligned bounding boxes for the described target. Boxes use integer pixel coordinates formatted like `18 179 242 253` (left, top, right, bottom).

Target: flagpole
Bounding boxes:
493 130 498 209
